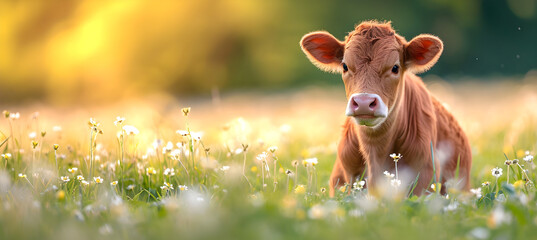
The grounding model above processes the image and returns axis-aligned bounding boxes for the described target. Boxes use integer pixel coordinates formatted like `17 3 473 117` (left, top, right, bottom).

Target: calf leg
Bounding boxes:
329 160 345 197
330 119 366 197
440 151 472 194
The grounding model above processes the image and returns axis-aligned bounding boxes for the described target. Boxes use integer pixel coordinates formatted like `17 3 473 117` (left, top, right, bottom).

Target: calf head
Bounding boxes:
300 21 443 128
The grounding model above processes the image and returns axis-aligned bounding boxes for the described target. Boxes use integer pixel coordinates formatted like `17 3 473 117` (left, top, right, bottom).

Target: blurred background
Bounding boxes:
0 0 536 105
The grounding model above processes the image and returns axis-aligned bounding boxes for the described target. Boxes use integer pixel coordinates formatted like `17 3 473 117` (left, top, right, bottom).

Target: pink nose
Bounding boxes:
350 95 379 115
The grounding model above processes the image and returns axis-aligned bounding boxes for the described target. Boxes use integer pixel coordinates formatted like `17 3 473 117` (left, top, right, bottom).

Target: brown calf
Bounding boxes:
300 21 471 197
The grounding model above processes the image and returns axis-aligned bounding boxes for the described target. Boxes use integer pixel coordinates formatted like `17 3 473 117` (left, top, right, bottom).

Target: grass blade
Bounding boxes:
0 137 8 149
407 172 421 198
455 156 461 180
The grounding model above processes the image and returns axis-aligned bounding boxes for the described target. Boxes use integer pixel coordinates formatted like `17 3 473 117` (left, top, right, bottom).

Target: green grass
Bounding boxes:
1 88 537 240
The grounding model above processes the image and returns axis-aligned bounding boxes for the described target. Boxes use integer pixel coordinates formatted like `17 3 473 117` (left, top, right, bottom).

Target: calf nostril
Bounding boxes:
352 98 360 107
369 99 377 110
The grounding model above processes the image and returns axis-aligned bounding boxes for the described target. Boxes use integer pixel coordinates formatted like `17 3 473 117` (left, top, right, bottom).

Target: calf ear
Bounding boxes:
300 31 345 73
404 34 443 74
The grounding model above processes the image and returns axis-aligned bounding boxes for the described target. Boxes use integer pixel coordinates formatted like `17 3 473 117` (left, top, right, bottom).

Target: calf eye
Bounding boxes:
391 65 399 74
342 63 348 72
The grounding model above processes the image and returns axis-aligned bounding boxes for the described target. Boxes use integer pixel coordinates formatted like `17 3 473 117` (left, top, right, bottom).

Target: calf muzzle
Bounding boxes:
345 93 388 126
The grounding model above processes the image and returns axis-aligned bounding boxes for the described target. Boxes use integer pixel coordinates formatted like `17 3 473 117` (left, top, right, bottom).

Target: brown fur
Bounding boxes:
301 21 472 197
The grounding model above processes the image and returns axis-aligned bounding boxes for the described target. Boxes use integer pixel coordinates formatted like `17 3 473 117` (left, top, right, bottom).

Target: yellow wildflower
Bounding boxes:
294 184 306 194
513 180 525 190
56 190 65 201
146 167 156 175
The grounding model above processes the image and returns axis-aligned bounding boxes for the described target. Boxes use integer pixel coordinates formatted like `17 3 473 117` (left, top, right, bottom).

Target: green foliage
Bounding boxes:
2 98 537 240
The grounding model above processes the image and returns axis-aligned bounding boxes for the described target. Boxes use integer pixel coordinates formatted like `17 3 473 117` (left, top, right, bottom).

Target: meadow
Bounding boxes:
2 76 537 240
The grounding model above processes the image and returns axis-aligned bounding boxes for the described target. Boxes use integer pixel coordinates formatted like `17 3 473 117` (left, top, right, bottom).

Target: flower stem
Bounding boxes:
395 161 399 180
307 166 312 193
495 177 500 197
25 177 35 191
273 156 277 192
518 163 533 185
54 149 58 179
89 131 94 180
286 175 290 193
8 119 15 154
120 130 124 195
241 151 251 188
295 165 298 188
147 176 151 202
507 167 510 184
177 156 190 177
32 149 36 171
262 161 265 190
